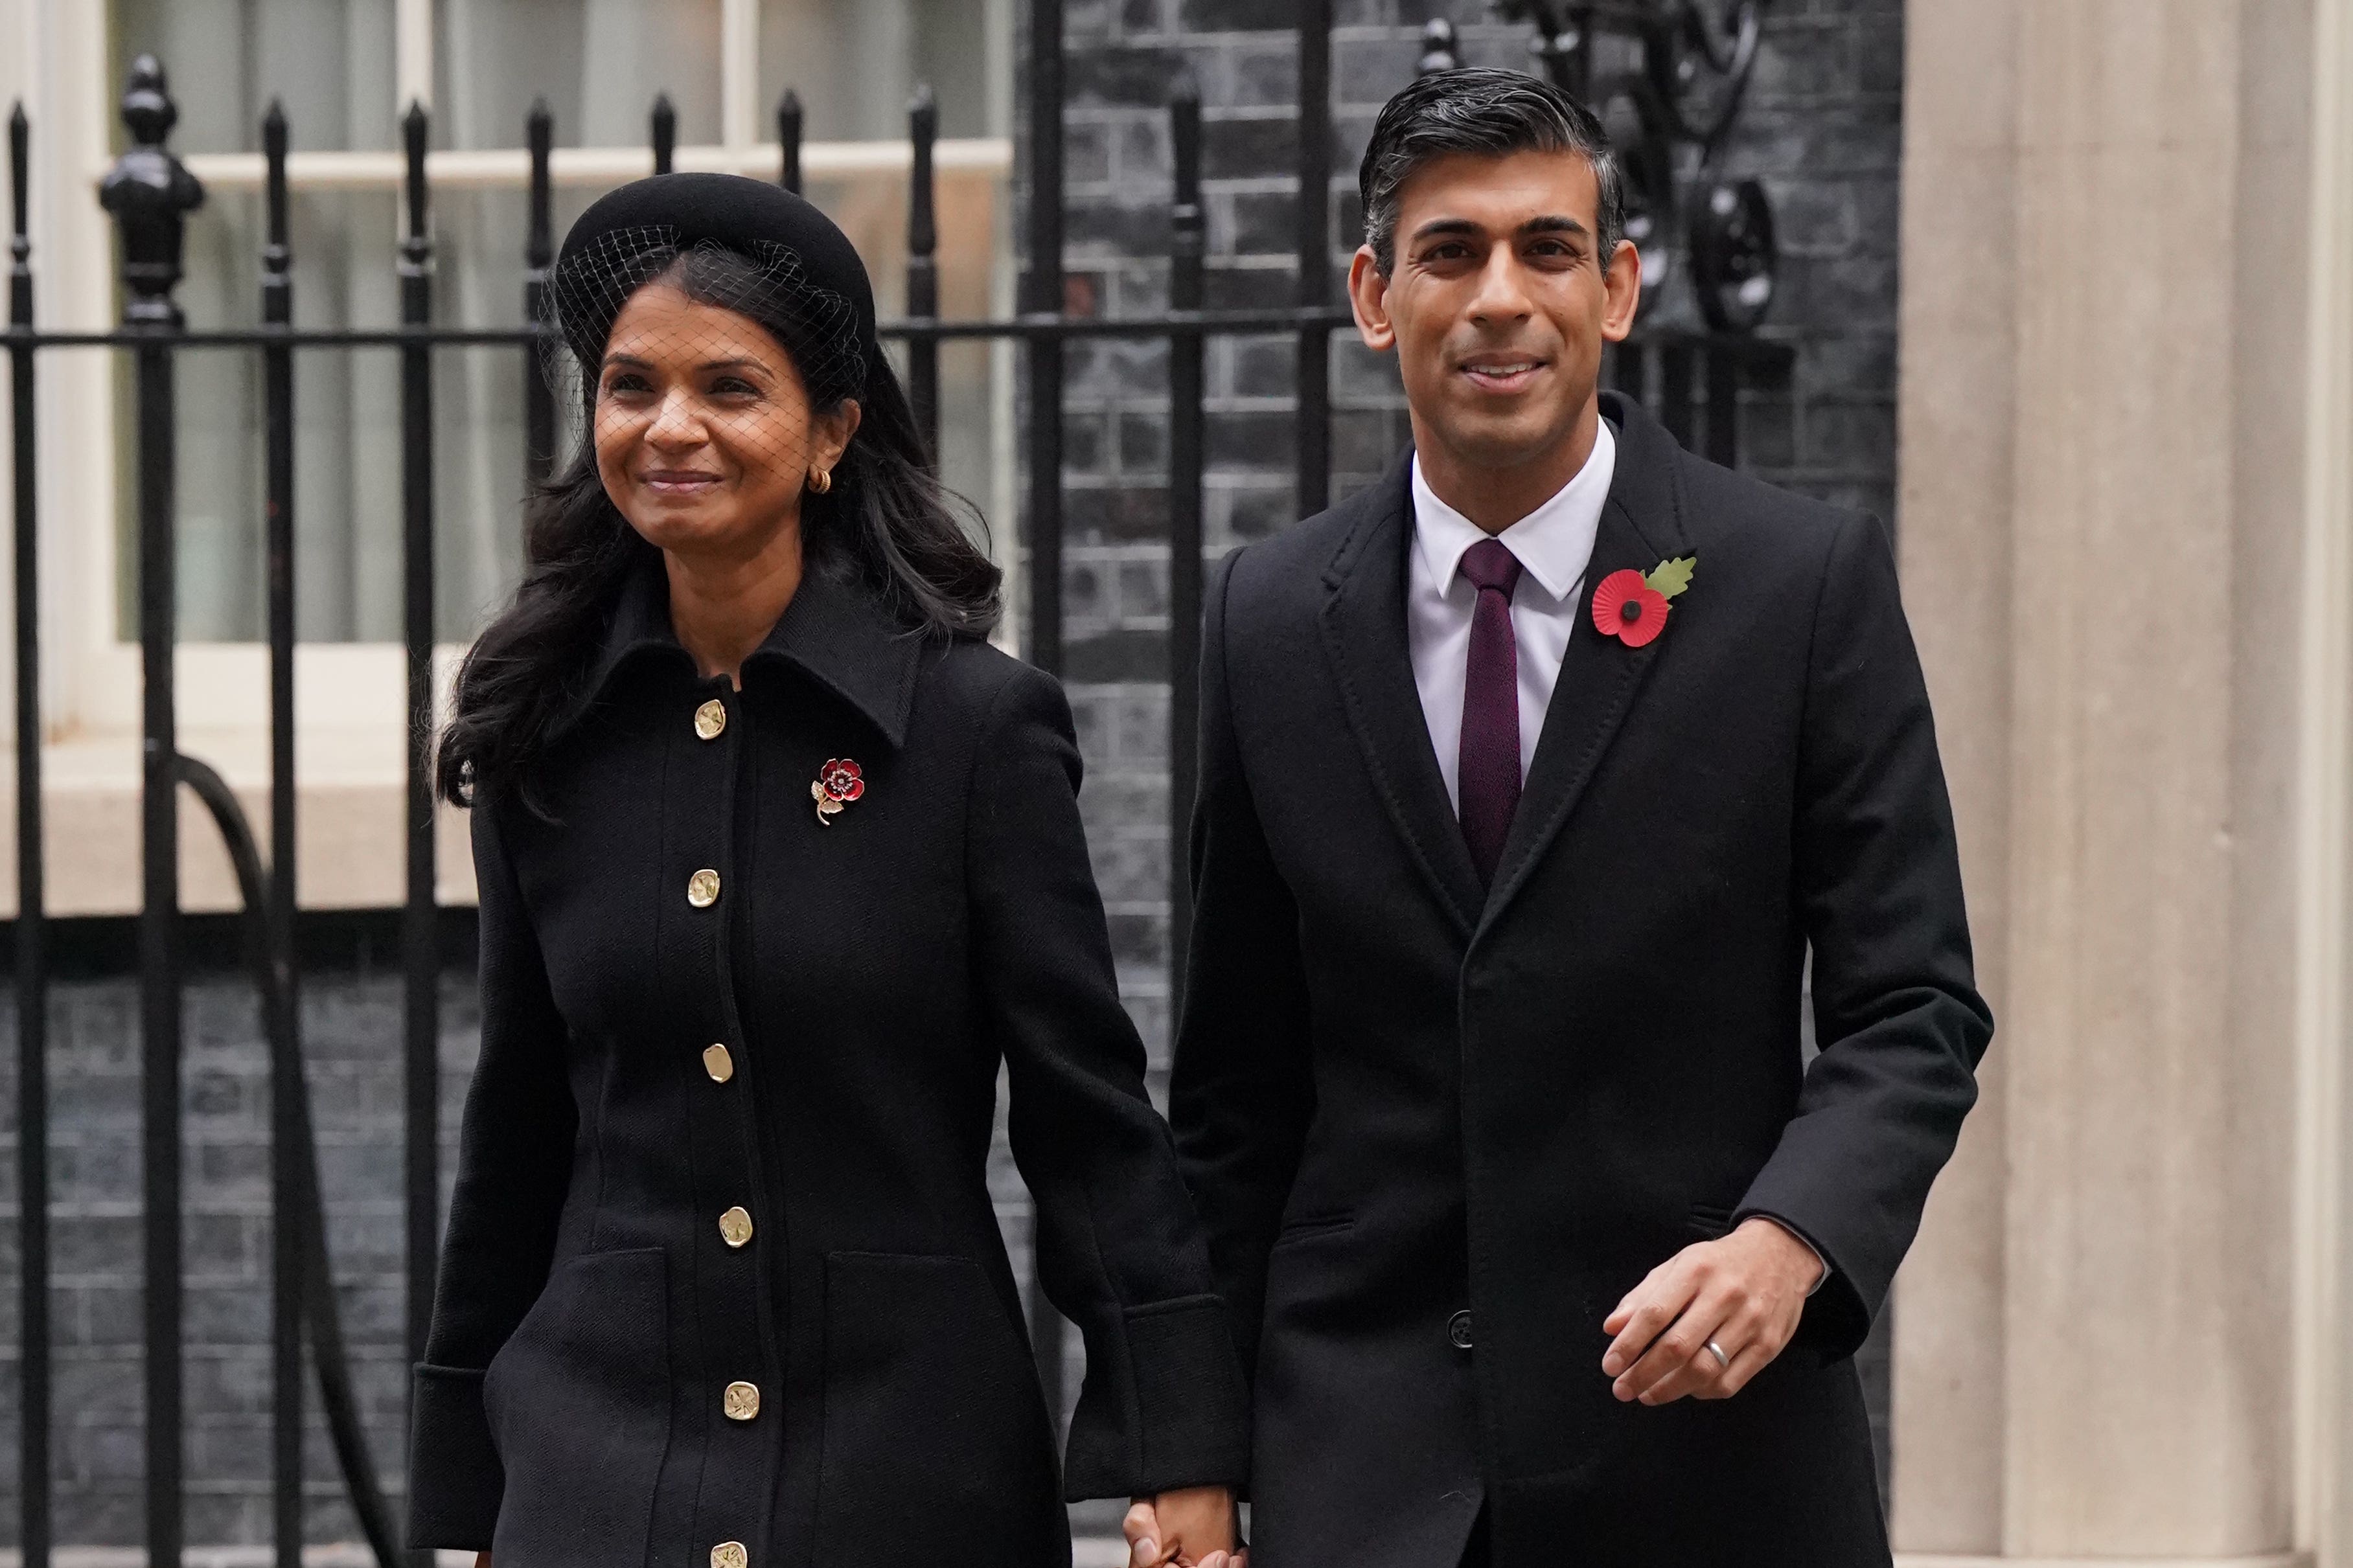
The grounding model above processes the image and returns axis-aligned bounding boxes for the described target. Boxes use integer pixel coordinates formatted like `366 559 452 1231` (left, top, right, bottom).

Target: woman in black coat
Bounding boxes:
405 174 1247 1568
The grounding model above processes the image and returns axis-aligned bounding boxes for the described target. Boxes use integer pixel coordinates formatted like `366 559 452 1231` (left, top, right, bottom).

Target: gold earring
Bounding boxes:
807 466 832 495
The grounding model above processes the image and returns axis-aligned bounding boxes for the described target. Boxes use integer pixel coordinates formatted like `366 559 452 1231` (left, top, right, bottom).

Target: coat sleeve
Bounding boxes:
970 659 1252 1501
406 800 579 1549
1732 510 1995 1358
1167 550 1316 1385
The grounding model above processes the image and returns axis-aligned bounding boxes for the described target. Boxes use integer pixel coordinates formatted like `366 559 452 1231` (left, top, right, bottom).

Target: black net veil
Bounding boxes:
540 222 873 486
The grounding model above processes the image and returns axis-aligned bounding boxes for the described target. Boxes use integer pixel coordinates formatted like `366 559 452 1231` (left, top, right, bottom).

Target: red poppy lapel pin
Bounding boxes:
1591 556 1697 648
812 757 865 826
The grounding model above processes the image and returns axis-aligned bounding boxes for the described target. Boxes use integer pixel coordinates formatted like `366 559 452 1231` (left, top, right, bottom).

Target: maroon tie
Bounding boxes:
1458 538 1524 887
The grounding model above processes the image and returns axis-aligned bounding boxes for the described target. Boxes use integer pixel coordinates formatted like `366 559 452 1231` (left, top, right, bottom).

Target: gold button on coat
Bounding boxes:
723 1381 760 1420
694 699 728 740
702 1043 734 1084
718 1207 753 1248
687 869 721 907
711 1545 747 1568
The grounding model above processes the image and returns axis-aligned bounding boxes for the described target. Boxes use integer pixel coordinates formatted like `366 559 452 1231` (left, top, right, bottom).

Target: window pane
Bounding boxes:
436 0 725 150
760 0 1007 141
113 0 399 153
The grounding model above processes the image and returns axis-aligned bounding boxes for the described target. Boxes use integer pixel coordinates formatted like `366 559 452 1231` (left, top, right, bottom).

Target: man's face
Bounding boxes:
1350 148 1640 472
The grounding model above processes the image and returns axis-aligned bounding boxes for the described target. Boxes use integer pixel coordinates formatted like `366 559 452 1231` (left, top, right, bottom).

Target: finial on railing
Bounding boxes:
1416 18 1461 74
908 85 937 273
400 100 429 267
98 56 205 328
10 100 30 332
525 98 553 272
261 99 289 284
10 101 28 273
651 93 676 176
1170 72 1202 270
777 89 803 194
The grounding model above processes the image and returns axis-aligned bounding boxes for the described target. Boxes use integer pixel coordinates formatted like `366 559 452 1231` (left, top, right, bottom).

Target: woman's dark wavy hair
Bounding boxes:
436 245 1001 809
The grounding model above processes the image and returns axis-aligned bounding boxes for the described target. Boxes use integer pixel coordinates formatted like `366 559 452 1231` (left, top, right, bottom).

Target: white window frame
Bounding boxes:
0 0 1013 915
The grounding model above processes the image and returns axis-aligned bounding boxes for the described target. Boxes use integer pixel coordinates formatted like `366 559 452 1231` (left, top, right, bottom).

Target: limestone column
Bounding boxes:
1892 0 2317 1559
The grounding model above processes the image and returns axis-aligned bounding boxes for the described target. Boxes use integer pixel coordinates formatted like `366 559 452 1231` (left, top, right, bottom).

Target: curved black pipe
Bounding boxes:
174 754 403 1568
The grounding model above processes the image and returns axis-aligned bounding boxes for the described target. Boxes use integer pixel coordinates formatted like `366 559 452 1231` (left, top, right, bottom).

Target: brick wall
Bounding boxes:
0 959 471 1548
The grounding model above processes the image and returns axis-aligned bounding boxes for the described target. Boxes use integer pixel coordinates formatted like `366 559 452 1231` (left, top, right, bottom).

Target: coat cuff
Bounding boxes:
406 1362 504 1549
1063 1295 1252 1502
1731 1203 1873 1360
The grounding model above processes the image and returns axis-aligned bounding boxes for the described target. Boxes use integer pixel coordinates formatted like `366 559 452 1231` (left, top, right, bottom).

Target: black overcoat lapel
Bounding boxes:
1480 395 1692 935
1317 453 1486 937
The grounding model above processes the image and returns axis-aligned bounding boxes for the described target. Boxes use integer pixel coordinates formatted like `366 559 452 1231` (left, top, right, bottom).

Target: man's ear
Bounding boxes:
1600 239 1643 344
1349 245 1395 353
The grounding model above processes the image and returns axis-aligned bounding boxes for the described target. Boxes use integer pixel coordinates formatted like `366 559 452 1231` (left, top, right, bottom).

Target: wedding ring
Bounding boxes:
1705 1339 1730 1371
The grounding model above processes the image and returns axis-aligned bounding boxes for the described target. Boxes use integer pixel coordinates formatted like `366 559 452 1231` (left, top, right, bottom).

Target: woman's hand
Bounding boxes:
1123 1486 1242 1567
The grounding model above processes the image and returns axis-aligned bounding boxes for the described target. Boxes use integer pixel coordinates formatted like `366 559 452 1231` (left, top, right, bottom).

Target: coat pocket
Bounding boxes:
1687 1203 1736 1240
482 1247 672 1568
813 1251 1063 1567
1272 1211 1356 1247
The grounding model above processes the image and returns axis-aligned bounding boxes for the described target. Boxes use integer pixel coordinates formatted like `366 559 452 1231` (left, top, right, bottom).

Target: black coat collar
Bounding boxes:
562 552 924 749
1318 391 1692 939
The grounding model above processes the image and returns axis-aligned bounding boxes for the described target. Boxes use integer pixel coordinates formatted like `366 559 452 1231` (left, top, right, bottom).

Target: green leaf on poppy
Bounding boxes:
1645 556 1697 599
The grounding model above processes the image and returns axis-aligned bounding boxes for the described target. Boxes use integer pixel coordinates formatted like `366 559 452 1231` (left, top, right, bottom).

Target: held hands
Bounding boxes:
1600 1217 1823 1405
1123 1486 1243 1568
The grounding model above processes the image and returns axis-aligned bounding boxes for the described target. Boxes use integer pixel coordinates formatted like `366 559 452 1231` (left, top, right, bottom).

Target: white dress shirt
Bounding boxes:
1406 418 1617 813
1403 419 1828 1295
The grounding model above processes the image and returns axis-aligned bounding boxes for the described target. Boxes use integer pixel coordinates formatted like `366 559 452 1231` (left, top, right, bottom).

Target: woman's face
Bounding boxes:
593 280 859 561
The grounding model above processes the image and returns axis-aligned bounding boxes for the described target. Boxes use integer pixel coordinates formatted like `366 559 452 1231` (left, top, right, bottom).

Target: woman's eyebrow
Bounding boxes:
697 358 770 374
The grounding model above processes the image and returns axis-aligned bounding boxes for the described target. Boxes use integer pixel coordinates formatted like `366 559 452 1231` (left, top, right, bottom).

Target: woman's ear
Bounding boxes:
819 398 863 472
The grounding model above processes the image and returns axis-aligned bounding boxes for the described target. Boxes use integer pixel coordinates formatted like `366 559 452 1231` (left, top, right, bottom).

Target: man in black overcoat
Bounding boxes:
1155 70 1992 1567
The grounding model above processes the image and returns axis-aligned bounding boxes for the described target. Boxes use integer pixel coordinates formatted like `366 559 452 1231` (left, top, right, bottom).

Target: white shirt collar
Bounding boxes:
1408 416 1618 604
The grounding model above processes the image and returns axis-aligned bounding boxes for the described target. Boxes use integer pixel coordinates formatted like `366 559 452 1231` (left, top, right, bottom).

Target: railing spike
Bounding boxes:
777 89 803 193
651 91 676 175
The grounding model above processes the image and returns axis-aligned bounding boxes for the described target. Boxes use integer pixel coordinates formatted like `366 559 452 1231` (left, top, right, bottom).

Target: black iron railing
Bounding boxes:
3 8 1792 1565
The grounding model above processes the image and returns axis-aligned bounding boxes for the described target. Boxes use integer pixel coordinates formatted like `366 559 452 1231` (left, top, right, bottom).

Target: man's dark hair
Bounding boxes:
1359 67 1626 277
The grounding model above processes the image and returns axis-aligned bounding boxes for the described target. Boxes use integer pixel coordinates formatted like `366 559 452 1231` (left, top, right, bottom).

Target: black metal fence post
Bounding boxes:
777 90 803 194
1166 80 1205 993
1705 345 1739 468
8 93 49 1568
524 99 555 487
1022 0 1067 1424
258 97 304 1568
97 53 203 1568
906 85 940 461
397 103 439 1568
1294 0 1333 519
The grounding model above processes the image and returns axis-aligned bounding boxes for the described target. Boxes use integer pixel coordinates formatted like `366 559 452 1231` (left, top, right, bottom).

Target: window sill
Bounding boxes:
2 724 475 918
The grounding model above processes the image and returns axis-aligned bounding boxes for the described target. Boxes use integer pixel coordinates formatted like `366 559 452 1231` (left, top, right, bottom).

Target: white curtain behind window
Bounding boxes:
113 0 1000 643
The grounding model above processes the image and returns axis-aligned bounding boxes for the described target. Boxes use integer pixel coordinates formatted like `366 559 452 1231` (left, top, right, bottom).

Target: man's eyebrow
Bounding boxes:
1519 214 1591 238
1406 213 1593 245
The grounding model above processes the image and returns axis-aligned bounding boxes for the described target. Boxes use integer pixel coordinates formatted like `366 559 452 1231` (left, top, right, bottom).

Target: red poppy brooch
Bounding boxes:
812 757 864 826
1591 556 1696 648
